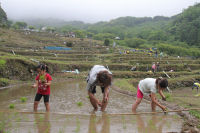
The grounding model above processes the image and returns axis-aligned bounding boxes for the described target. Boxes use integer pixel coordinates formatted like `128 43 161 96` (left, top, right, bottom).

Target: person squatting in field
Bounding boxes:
86 65 112 111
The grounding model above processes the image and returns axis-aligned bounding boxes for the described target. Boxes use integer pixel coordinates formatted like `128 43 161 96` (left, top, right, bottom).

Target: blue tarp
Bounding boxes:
44 46 72 51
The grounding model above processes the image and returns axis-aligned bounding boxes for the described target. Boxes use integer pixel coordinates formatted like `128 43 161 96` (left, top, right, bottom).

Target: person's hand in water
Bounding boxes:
103 95 109 103
162 97 166 101
97 100 102 107
162 106 167 112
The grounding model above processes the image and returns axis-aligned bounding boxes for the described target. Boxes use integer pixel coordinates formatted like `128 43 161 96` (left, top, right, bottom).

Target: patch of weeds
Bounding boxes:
165 93 173 102
115 79 137 93
76 102 83 107
86 96 89 99
157 92 173 102
0 78 9 87
189 110 200 119
20 97 27 103
9 104 15 109
0 59 6 67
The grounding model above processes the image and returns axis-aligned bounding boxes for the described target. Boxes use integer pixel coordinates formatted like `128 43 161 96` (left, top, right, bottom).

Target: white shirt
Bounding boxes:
139 78 157 95
86 65 112 90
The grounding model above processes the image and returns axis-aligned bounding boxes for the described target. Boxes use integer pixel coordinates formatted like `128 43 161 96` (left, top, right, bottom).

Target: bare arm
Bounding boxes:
150 93 166 111
45 80 52 86
103 86 109 102
32 81 38 88
158 89 166 101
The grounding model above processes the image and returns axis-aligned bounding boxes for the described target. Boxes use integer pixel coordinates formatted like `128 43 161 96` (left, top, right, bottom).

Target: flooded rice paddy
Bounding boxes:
0 80 183 133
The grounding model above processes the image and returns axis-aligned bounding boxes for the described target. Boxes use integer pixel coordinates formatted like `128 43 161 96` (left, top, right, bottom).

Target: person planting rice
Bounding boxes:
132 77 168 113
152 62 156 73
192 82 200 92
192 82 200 97
32 64 52 112
86 65 112 111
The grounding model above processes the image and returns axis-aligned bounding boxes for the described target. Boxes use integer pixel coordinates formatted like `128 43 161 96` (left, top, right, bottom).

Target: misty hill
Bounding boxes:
2 2 200 57
20 3 200 51
22 18 90 29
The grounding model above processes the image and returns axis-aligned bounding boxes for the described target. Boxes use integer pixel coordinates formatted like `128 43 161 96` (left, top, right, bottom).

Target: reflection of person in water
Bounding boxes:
88 113 110 133
34 113 51 133
136 114 166 133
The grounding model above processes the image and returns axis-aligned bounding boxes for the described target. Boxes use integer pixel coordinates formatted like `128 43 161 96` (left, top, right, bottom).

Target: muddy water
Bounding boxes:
0 80 183 133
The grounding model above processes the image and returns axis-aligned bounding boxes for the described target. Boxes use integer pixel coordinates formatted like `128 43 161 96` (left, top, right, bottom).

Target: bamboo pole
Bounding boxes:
0 108 200 116
110 108 200 116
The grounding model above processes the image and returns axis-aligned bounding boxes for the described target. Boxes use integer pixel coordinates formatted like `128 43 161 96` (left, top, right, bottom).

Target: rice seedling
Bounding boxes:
76 102 83 107
9 104 15 109
20 97 27 102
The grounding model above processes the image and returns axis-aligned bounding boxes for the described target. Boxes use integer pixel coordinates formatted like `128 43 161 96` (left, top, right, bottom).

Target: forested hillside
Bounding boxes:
0 4 8 26
3 3 200 57
170 3 200 46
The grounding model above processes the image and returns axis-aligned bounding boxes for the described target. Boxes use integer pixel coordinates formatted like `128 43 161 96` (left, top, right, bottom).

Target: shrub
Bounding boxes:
66 42 73 47
104 39 110 46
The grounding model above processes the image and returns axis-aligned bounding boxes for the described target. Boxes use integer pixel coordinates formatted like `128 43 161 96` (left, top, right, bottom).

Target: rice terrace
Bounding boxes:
0 1 200 133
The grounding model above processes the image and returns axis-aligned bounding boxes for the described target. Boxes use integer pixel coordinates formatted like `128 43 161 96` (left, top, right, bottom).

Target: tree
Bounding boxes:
13 22 27 29
66 42 73 47
74 30 86 38
93 33 114 40
104 39 110 46
172 3 200 46
46 27 56 33
28 25 35 30
125 38 146 48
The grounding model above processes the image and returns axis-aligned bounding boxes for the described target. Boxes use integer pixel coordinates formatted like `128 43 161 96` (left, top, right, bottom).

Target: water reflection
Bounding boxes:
34 113 51 133
88 113 110 133
136 114 166 133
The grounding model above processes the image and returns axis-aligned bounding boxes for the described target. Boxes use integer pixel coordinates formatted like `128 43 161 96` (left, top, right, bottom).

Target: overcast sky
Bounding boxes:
1 0 200 23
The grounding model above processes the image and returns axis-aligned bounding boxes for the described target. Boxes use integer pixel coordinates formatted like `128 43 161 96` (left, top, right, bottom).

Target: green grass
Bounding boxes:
157 92 173 102
189 110 200 119
189 110 200 128
20 97 27 102
114 79 137 93
0 59 6 66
